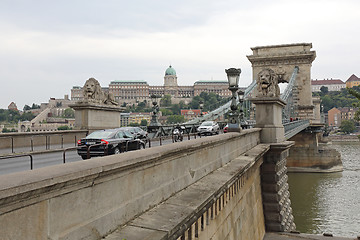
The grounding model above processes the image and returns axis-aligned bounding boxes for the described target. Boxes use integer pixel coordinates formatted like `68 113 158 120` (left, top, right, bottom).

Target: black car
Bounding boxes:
77 128 145 159
120 127 149 143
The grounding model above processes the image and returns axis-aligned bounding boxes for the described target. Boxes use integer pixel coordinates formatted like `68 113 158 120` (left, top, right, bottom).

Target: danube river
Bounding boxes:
288 142 360 238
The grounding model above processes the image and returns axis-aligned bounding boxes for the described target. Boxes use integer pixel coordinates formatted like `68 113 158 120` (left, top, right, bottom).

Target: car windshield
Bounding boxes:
86 130 115 139
201 122 213 126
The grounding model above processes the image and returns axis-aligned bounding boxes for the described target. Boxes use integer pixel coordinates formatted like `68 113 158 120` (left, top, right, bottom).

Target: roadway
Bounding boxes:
0 133 213 176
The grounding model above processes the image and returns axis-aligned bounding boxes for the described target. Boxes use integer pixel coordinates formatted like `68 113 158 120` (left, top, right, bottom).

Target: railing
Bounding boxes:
0 154 34 170
283 119 310 140
0 130 87 154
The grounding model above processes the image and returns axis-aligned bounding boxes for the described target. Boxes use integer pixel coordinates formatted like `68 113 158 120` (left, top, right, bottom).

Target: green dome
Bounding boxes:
165 65 176 76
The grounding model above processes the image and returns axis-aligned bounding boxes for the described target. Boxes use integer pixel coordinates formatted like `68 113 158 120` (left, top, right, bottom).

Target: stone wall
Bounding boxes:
0 129 262 240
287 131 343 172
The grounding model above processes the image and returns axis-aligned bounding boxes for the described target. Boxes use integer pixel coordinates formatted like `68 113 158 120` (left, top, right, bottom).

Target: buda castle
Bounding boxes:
71 66 231 105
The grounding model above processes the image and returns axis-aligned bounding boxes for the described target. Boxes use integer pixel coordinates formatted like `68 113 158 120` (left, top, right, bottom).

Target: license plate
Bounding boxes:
86 141 96 145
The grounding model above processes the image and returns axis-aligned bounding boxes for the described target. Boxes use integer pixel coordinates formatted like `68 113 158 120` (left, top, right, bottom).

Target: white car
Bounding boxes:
197 121 220 136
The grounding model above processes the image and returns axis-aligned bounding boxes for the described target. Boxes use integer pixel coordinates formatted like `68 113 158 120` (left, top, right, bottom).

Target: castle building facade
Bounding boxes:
71 66 231 105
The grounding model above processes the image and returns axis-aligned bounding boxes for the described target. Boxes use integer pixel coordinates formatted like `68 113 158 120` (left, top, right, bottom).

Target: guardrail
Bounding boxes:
0 130 88 154
0 154 34 170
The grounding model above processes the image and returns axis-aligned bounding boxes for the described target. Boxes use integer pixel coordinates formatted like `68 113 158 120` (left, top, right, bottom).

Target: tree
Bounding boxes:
320 86 328 95
63 108 75 118
340 120 355 134
140 119 148 126
160 95 172 107
348 88 360 121
58 125 70 130
166 115 184 124
23 105 31 111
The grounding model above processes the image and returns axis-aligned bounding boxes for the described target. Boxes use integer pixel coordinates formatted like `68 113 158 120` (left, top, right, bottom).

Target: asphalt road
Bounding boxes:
0 133 213 175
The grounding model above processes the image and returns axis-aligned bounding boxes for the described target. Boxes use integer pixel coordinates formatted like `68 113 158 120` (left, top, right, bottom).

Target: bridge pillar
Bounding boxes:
250 96 297 232
261 142 296 232
251 97 286 143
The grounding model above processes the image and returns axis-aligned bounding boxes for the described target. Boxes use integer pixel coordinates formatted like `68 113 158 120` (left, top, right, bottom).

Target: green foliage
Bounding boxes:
340 120 356 133
320 86 328 95
347 88 360 121
166 115 184 124
160 95 172 107
57 125 71 130
129 122 140 127
317 86 360 112
140 119 148 126
160 108 173 116
62 108 75 118
2 127 17 133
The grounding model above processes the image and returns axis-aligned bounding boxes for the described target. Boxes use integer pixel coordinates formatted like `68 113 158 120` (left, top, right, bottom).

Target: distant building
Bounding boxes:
311 79 345 92
327 107 359 128
8 102 18 111
328 107 342 127
120 112 152 127
71 65 231 106
345 74 360 88
181 109 202 121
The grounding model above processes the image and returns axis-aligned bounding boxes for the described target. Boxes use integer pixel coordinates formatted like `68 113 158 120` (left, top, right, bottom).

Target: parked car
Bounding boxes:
223 124 229 133
77 128 145 159
197 121 220 135
120 127 149 143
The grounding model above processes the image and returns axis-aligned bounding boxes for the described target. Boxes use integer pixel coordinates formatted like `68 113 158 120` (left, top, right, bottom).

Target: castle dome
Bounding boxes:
165 65 176 76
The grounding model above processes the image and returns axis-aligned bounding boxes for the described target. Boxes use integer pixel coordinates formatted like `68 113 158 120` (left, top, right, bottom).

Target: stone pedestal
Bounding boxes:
70 103 124 132
251 97 286 143
261 141 296 232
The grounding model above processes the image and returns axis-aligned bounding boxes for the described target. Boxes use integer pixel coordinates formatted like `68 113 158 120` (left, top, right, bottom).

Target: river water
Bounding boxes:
288 142 360 238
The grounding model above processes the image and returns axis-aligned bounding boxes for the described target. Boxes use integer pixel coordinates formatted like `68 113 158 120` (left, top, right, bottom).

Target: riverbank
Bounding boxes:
325 134 360 142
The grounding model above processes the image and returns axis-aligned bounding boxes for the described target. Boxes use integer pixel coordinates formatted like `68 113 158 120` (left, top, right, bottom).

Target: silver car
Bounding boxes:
197 121 220 136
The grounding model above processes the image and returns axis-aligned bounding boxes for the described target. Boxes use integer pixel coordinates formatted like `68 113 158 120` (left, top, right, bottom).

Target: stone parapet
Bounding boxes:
261 141 296 232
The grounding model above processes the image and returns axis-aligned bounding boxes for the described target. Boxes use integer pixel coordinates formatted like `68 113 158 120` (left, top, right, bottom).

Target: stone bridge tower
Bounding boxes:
247 43 316 120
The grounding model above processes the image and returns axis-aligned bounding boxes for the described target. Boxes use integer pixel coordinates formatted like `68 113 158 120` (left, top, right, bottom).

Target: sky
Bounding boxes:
1 0 359 109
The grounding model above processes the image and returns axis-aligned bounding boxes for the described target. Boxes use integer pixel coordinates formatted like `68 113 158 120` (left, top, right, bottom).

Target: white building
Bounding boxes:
311 79 345 92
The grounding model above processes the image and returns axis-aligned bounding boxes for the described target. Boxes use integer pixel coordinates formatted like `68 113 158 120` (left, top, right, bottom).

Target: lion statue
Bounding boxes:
82 78 118 105
256 68 280 97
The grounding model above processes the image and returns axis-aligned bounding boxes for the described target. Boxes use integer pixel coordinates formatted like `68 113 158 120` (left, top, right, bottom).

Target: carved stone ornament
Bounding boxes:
82 78 118 105
256 68 280 97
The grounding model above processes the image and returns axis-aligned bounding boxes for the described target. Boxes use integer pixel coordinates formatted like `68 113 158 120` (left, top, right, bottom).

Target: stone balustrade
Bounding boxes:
0 129 264 240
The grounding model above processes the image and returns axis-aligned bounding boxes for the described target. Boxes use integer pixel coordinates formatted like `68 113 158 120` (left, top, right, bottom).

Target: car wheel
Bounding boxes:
81 155 88 160
114 147 121 154
140 143 145 149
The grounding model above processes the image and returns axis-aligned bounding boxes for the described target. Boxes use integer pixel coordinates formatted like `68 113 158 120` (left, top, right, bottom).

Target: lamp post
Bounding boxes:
149 94 161 126
237 90 245 126
199 100 204 117
225 68 242 132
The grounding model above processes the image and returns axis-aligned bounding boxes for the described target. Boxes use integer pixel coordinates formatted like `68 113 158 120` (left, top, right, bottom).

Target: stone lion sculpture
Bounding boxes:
82 78 118 105
256 68 280 97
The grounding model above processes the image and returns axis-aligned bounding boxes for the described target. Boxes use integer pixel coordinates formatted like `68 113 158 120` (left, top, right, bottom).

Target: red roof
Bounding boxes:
181 109 201 115
346 74 360 82
311 79 345 85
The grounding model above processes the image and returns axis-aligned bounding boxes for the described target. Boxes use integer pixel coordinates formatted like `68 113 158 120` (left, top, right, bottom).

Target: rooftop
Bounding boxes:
311 79 345 85
346 74 360 82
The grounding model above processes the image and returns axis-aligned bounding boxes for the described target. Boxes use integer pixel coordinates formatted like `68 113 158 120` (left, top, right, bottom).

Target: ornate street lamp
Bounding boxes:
225 68 242 132
237 90 245 125
149 94 161 126
199 100 204 117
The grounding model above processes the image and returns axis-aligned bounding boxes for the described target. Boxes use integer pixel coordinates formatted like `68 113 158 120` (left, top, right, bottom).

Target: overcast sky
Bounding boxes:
1 0 359 109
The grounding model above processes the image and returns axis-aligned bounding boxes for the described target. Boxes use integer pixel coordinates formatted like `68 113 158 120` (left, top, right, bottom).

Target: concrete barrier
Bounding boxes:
0 128 261 240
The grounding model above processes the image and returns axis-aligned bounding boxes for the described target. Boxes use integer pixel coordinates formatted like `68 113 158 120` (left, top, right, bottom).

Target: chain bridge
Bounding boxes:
0 43 344 240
